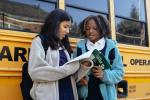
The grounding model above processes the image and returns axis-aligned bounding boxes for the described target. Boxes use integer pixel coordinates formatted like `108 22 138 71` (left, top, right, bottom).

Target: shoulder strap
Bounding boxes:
38 34 48 59
105 38 116 65
108 48 115 65
77 40 88 55
76 47 82 57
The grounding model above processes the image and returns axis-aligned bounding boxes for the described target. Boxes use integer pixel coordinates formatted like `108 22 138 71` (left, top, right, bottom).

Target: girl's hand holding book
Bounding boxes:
80 59 93 67
92 67 104 79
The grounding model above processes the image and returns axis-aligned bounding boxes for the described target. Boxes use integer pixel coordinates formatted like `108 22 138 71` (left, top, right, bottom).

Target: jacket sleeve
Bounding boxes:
102 46 124 84
28 38 80 82
72 43 88 82
73 42 90 99
74 60 93 82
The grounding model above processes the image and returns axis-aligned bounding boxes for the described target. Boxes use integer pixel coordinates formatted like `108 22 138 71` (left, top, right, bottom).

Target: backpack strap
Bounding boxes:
38 34 48 59
108 48 115 65
76 47 82 57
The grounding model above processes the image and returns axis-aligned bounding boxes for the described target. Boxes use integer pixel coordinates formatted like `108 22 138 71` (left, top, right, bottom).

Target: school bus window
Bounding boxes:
0 23 2 28
66 7 107 38
114 0 148 46
0 0 56 33
66 0 108 13
0 14 3 28
115 18 148 46
65 0 108 38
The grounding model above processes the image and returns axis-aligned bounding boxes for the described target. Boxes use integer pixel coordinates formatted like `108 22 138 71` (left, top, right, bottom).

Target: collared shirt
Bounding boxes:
86 37 105 51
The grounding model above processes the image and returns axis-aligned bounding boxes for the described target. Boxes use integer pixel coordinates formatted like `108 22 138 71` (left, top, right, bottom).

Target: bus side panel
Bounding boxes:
0 77 22 100
120 45 150 99
0 30 35 100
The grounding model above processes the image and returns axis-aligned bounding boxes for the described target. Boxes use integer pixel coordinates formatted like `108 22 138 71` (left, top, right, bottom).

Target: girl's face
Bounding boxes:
85 19 101 43
58 21 71 40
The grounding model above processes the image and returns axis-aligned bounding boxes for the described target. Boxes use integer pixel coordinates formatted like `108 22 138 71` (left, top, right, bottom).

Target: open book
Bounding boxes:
67 49 111 70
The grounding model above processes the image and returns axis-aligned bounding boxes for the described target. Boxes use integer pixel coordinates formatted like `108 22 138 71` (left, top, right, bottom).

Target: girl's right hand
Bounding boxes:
92 67 104 79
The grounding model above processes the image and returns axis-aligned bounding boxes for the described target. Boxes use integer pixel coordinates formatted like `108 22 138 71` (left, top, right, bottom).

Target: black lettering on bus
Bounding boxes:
139 59 143 65
134 59 138 65
0 46 13 61
28 48 30 60
143 60 147 65
130 59 150 66
148 60 150 65
14 47 27 62
130 59 134 65
122 56 127 67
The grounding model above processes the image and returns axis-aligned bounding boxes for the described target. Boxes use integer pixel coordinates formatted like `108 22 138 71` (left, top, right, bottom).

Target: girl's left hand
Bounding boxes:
80 59 93 67
91 67 104 79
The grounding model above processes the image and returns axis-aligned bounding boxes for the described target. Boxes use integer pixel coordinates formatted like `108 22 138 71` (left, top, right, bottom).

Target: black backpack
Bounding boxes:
20 34 48 100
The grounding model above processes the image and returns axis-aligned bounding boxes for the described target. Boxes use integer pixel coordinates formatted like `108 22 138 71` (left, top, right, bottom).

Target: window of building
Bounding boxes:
114 0 148 46
65 0 108 38
0 0 57 33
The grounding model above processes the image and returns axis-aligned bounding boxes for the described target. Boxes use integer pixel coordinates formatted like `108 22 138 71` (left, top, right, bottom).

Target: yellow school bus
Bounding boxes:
0 0 150 100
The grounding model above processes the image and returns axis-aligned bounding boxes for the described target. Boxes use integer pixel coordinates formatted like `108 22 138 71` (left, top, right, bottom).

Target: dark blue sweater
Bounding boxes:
59 49 74 100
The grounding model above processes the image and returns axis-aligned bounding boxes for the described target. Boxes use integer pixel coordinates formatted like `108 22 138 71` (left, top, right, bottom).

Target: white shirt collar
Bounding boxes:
86 37 105 50
58 46 64 50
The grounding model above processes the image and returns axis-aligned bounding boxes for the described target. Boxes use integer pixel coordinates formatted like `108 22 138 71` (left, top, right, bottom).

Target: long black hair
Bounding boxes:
40 9 73 53
79 15 111 39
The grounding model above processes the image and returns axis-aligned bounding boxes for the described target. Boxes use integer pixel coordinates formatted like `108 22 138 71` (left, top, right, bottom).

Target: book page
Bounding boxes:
67 49 95 64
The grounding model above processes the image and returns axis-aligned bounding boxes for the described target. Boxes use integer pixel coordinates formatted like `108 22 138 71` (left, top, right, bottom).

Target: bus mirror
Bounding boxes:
117 80 128 98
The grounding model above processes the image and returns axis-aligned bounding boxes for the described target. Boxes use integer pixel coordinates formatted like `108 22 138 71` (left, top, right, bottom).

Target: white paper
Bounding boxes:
67 49 95 64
